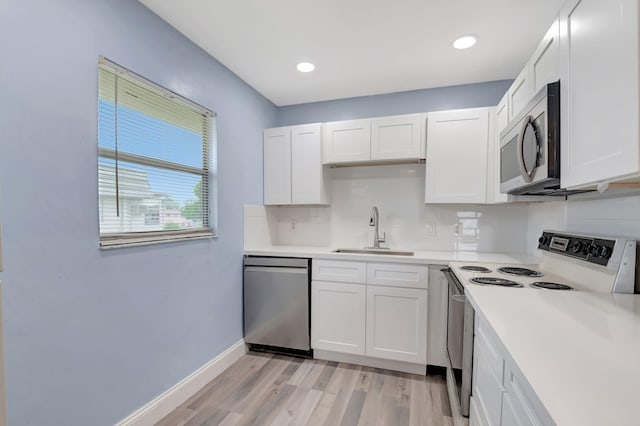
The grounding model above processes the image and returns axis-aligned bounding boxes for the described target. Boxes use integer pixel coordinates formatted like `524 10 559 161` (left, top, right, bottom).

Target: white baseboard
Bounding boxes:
313 349 427 375
116 339 246 426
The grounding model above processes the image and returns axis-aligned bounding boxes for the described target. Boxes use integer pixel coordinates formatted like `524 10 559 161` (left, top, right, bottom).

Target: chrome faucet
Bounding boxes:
368 206 387 249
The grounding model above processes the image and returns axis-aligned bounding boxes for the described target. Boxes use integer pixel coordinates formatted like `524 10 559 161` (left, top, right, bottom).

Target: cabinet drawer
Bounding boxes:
474 342 504 426
504 365 552 426
475 320 504 384
366 262 427 289
312 260 366 283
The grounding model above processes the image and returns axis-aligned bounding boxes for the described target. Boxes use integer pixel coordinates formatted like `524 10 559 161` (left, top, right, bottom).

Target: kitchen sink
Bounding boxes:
332 248 415 256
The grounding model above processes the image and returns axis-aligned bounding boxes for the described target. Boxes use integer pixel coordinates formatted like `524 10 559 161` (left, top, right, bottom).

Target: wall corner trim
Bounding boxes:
115 339 247 426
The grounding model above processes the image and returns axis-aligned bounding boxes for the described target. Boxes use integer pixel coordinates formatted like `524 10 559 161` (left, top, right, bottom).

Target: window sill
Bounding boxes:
100 230 216 249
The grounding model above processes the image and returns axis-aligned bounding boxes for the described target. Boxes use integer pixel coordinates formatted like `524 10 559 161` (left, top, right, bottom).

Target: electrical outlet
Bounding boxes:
425 223 436 236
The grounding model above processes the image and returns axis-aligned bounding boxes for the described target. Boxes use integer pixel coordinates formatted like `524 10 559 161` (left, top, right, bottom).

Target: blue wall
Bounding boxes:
277 80 512 126
0 0 277 425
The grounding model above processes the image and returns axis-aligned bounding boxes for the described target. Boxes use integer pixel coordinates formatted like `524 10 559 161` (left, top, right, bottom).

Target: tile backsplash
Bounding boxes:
527 193 640 256
248 166 640 254
256 164 530 253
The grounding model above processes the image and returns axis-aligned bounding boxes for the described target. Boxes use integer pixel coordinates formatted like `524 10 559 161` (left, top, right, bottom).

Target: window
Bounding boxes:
97 58 216 248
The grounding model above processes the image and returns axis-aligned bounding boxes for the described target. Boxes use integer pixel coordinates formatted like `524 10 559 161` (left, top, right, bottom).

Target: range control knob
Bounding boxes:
538 236 550 246
570 241 584 254
588 245 599 256
598 245 612 258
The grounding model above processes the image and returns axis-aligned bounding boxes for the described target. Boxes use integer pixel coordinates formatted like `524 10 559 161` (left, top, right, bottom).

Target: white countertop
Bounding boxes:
244 245 534 265
466 285 640 426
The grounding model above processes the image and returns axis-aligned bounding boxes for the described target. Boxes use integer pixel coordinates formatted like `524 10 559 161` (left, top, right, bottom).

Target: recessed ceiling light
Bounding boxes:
453 35 478 50
296 62 315 73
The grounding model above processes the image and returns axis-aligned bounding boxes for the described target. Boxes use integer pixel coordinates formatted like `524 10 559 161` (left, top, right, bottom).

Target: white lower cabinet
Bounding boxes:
470 314 554 426
365 285 427 364
311 281 366 355
311 259 428 367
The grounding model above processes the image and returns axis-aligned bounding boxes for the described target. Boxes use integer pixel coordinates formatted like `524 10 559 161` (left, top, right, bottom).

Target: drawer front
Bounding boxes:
312 260 366 283
474 342 504 426
366 262 428 289
470 396 489 426
504 366 552 426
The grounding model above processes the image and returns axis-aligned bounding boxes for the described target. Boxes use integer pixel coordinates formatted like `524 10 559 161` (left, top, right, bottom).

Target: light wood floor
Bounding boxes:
157 352 453 426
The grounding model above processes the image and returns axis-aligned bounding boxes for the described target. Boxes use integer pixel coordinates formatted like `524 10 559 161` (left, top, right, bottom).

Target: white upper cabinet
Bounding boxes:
508 65 532 122
486 108 509 204
322 119 371 164
263 127 291 205
531 18 560 93
425 107 490 204
560 0 640 189
370 113 426 161
291 124 329 205
323 114 426 164
264 124 328 205
496 91 510 137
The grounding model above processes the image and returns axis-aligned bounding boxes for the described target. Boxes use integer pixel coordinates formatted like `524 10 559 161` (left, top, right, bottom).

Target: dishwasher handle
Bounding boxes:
244 266 308 274
244 256 310 268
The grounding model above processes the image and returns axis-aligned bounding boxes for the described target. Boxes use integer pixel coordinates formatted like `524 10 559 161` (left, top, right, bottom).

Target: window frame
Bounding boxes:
97 57 217 249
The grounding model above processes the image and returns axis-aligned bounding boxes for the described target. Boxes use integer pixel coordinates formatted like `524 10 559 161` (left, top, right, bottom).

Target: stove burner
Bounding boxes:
497 267 543 277
470 277 523 287
530 282 574 290
460 266 491 273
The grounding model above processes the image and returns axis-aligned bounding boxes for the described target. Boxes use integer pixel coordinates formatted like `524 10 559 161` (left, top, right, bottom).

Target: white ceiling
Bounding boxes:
138 0 564 106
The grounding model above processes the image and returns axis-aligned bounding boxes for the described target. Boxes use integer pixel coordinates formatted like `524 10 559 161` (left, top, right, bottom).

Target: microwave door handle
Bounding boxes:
517 115 536 183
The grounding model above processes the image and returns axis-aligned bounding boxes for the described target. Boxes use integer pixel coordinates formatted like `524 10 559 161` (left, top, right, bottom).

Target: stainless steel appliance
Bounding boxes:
441 267 475 417
243 256 312 355
500 81 576 196
443 231 638 418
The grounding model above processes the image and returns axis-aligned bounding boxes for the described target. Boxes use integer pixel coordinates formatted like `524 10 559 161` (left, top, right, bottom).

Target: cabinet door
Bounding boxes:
370 113 426 161
508 66 532 121
366 286 427 364
322 119 371 164
311 281 366 355
496 92 509 136
291 124 329 205
486 108 509 204
473 339 504 426
427 266 448 367
531 18 560 94
263 127 291 205
425 108 489 204
560 0 640 188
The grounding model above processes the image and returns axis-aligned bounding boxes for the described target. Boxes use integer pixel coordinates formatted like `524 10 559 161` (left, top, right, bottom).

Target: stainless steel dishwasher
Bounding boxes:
243 256 312 356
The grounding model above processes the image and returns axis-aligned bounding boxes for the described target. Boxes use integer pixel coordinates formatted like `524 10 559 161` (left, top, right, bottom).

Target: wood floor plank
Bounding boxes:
339 389 366 426
287 359 315 386
268 386 312 426
218 412 244 426
305 389 338 426
288 388 324 426
312 362 338 391
225 356 293 413
298 360 328 389
157 353 453 426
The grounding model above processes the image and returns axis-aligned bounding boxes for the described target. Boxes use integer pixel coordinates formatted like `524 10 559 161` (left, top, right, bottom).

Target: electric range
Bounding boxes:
442 230 638 418
450 230 638 293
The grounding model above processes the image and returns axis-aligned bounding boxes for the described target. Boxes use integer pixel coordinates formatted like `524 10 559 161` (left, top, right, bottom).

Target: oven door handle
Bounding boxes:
441 267 465 295
451 294 467 303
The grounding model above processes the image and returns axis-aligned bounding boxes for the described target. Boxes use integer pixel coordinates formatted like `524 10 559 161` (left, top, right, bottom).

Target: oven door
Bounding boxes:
442 268 474 417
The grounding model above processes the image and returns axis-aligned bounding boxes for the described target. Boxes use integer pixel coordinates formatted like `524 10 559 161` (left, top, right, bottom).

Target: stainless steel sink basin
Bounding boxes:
332 248 415 256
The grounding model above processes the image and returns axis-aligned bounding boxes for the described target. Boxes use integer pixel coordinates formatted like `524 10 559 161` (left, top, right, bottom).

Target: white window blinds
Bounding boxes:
97 58 215 247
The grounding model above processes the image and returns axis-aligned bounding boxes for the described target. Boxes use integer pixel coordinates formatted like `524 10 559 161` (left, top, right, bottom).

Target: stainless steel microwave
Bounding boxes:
500 81 561 195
